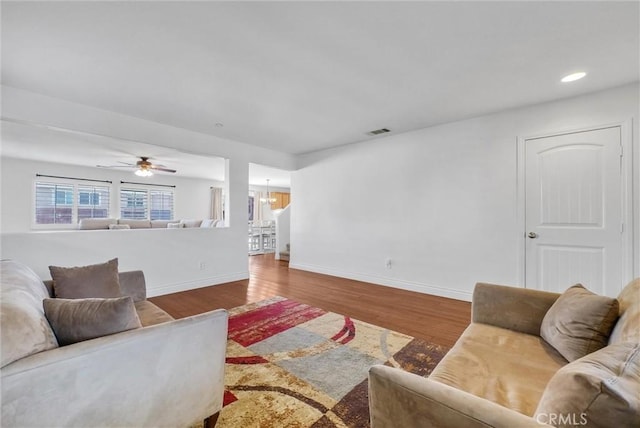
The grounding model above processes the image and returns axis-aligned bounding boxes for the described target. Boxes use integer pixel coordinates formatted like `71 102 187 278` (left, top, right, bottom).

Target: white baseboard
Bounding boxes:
289 263 472 302
147 271 249 297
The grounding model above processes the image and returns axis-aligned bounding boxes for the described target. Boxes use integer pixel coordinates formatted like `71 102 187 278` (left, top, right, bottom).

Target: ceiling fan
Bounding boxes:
97 156 177 177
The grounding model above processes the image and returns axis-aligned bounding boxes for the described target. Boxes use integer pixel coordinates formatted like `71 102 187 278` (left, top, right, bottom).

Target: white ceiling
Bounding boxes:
1 119 228 182
1 1 638 157
1 119 293 187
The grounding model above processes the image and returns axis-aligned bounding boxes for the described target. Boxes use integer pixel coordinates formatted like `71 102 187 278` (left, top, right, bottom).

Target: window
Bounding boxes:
77 185 110 221
79 191 100 205
36 182 74 224
120 189 148 219
120 188 174 220
55 189 73 206
35 181 110 226
150 190 174 220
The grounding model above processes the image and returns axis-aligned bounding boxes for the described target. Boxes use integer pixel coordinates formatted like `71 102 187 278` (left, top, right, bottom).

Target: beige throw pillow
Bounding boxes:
535 342 640 428
1 260 59 367
43 297 142 346
180 219 202 228
540 284 619 362
49 258 121 299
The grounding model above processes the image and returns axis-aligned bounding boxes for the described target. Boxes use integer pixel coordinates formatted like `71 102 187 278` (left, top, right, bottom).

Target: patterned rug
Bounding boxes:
217 297 449 427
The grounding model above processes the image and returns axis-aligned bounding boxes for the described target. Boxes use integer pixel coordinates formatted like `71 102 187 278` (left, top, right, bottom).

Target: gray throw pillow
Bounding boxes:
43 297 142 346
49 258 121 299
540 284 619 362
535 342 640 428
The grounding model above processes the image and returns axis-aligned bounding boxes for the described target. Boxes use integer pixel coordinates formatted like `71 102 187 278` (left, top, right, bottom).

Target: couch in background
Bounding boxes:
78 218 224 230
1 259 228 427
369 279 640 428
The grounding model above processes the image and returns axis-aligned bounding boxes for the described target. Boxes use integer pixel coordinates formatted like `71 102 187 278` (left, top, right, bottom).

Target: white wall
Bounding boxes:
1 157 224 233
0 155 249 296
1 228 247 298
292 83 640 301
248 184 290 193
275 205 291 260
0 86 289 295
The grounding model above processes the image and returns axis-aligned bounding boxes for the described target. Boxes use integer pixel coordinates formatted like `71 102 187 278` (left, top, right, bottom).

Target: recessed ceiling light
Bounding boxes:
561 72 586 83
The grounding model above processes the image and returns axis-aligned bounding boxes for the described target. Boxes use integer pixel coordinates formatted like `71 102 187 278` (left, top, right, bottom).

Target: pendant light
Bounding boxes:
259 179 277 203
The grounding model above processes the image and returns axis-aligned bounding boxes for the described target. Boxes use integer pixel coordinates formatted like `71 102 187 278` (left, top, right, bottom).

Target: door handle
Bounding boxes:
528 232 538 239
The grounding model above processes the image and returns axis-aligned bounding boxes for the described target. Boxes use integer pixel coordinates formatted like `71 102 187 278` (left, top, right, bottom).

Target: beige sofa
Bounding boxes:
78 218 224 230
1 259 228 428
369 279 640 428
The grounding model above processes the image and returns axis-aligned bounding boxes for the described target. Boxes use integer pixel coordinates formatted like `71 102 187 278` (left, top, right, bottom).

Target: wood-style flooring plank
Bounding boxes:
149 254 471 347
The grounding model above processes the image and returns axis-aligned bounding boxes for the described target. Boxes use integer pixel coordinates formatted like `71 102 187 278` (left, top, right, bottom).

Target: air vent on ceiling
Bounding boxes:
367 128 391 136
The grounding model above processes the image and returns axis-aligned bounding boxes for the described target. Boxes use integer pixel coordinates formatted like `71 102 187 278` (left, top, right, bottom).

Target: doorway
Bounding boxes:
248 163 292 258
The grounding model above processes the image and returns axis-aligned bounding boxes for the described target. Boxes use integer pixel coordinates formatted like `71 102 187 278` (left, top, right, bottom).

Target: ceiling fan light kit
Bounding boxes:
134 168 153 177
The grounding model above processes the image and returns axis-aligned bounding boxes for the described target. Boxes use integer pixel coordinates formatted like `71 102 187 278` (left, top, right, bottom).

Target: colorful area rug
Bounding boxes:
218 296 449 427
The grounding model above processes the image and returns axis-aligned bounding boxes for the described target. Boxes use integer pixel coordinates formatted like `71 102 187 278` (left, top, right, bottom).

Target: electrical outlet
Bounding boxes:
199 262 206 270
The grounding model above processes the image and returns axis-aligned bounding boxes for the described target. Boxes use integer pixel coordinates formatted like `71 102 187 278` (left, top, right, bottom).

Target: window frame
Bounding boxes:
78 190 101 206
31 178 179 229
119 187 150 220
32 178 112 230
76 184 111 222
149 188 175 221
119 185 175 221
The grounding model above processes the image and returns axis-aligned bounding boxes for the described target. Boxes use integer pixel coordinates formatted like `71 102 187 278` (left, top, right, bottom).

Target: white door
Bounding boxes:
525 126 623 296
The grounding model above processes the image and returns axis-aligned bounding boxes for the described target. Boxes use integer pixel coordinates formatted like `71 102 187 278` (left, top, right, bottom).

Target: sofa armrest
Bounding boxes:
472 283 560 336
1 309 228 428
119 270 147 302
369 365 551 428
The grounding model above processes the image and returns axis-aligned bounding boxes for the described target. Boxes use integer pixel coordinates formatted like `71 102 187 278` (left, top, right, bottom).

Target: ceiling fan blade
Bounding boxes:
150 165 177 173
96 164 136 169
118 161 135 166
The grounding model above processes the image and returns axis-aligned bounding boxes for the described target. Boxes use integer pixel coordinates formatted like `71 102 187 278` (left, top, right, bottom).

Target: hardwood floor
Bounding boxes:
150 254 471 347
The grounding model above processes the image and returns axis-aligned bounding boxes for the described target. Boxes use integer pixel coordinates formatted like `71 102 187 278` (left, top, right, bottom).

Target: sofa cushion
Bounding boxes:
43 297 142 346
609 278 640 345
134 301 174 326
535 342 640 428
167 222 184 228
108 224 131 230
151 219 174 228
49 258 121 299
0 260 59 367
117 219 151 229
429 323 567 416
541 284 619 362
78 218 117 230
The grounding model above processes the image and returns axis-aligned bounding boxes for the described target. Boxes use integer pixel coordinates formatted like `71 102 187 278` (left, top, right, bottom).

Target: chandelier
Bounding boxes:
259 179 277 203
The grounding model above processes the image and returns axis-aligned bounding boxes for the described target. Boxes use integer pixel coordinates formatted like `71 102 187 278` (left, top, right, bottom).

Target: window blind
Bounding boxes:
150 190 174 220
77 184 110 221
35 182 74 224
120 189 148 220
